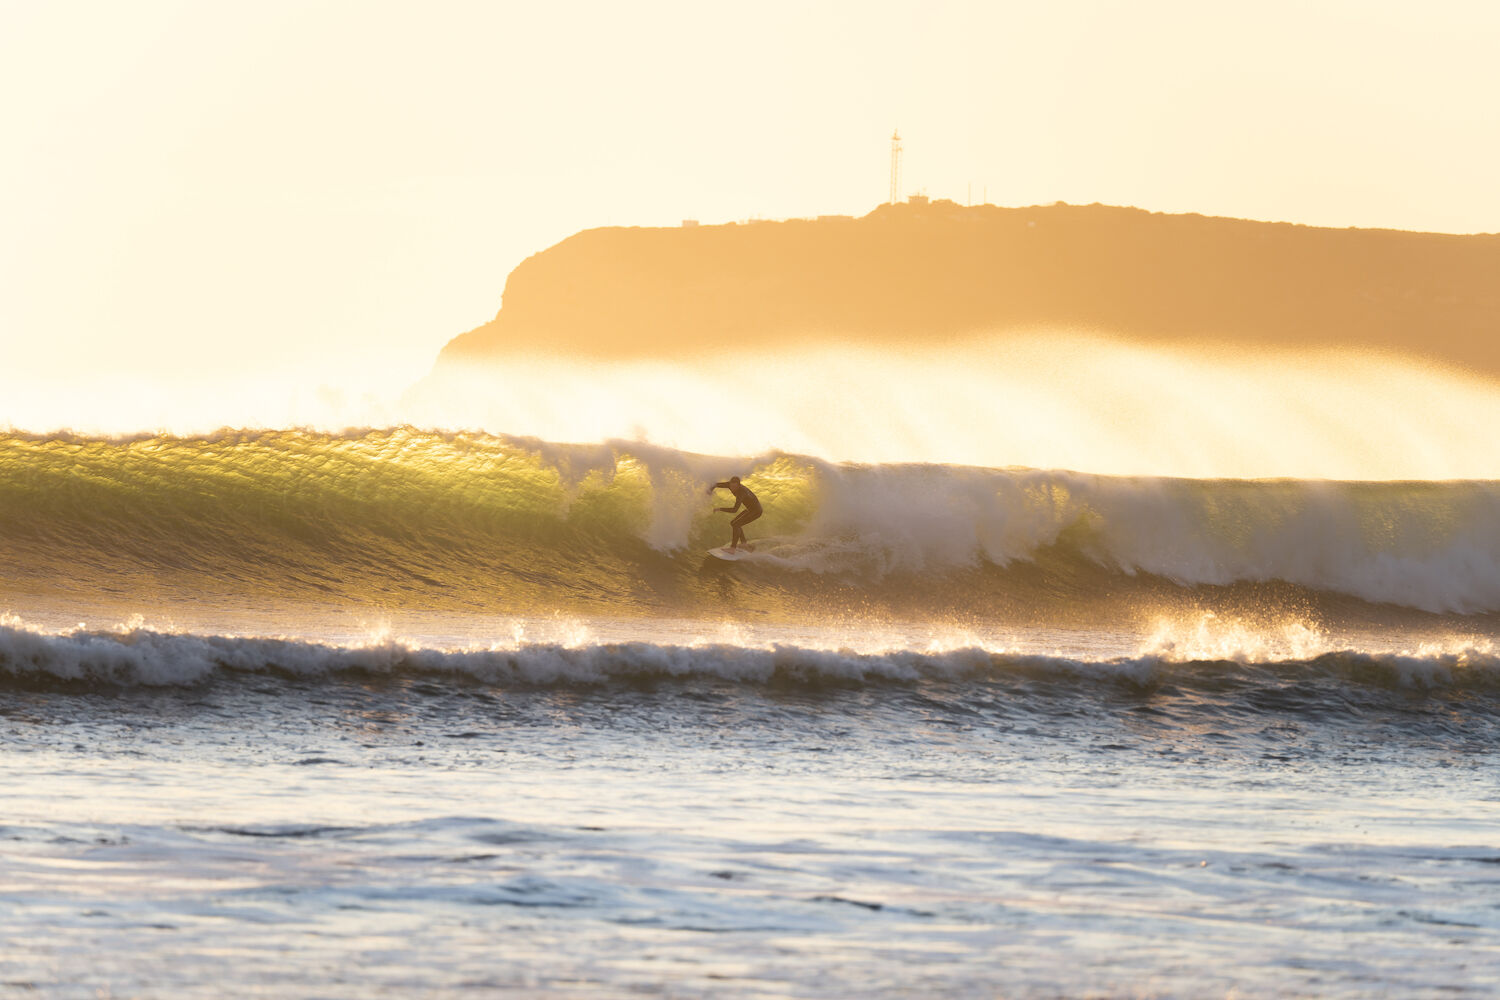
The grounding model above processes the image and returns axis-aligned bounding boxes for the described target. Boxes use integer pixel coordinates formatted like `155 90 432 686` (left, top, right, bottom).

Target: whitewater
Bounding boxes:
4 422 1500 997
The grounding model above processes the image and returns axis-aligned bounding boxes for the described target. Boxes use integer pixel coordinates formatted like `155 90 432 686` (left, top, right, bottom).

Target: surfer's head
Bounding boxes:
730 476 740 484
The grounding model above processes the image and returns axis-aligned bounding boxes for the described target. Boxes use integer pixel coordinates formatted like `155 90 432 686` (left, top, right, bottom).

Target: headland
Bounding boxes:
435 199 1500 376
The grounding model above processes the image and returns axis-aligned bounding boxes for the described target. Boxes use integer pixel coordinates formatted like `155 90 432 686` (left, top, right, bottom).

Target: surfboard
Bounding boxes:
708 546 753 561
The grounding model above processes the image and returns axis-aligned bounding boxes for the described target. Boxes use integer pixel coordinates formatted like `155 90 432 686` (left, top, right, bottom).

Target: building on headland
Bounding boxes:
889 129 902 205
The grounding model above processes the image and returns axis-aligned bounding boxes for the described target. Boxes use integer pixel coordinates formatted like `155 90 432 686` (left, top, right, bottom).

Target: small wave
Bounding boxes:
3 619 1498 695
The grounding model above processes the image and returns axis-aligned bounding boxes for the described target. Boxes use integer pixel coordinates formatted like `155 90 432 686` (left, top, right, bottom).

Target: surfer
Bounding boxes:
710 476 762 552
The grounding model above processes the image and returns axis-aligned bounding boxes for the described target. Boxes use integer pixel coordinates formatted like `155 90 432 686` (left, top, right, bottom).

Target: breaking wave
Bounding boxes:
4 427 1500 618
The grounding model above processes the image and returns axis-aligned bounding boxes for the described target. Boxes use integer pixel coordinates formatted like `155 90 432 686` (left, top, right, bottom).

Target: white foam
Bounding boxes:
519 436 1500 613
680 458 1500 614
3 617 1496 691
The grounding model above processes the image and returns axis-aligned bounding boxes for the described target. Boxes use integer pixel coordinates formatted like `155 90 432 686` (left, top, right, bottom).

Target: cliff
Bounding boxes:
437 200 1500 375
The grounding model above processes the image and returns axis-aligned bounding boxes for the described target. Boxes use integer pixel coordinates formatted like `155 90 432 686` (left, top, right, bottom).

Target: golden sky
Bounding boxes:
4 0 1498 387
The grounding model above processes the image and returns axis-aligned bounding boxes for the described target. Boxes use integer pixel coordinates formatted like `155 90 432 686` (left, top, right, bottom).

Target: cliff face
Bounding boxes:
438 201 1500 375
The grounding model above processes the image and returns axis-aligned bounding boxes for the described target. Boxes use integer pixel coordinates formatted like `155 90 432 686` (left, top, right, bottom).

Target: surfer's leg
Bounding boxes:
731 509 760 550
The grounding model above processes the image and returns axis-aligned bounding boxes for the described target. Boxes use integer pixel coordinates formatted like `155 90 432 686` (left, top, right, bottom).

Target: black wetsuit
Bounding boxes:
727 482 762 519
717 480 763 548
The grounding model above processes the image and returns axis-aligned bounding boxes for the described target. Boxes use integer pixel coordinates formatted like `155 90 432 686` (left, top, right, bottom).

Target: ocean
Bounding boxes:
3 426 1499 997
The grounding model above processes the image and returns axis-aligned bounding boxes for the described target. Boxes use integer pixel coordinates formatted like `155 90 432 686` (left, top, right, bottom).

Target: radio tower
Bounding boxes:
889 130 902 205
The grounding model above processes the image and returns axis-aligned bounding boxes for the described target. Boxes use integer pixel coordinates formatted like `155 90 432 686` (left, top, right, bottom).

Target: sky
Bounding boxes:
4 0 1499 397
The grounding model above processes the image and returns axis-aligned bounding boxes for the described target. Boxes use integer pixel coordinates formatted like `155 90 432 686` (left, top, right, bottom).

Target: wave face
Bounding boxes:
5 428 1500 619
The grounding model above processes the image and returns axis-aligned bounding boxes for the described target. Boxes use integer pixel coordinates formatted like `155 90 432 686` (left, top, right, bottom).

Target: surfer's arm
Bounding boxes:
710 481 741 512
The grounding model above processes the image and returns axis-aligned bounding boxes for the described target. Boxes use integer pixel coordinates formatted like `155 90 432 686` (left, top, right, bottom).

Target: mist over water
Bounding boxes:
11 332 1500 480
412 332 1500 480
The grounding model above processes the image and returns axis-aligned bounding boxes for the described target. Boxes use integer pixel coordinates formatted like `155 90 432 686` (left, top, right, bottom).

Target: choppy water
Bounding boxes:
4 428 1500 997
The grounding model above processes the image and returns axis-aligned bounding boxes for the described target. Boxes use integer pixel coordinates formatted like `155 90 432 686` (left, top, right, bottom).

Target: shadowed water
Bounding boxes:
2 614 1499 998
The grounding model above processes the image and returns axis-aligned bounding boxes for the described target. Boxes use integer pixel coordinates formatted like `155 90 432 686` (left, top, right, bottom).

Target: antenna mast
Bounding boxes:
889 130 902 205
